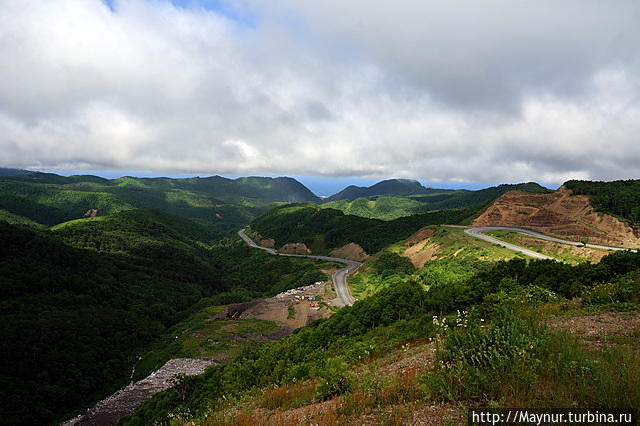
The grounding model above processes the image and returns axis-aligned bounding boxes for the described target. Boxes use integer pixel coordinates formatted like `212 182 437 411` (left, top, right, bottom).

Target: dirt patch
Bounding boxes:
411 403 466 425
259 238 275 248
472 186 640 248
329 242 369 261
406 227 436 245
212 281 331 329
403 239 440 268
547 311 640 346
516 237 608 263
278 242 311 255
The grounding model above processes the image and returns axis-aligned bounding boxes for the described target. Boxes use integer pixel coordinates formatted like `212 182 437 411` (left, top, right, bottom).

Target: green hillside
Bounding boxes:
322 182 550 220
250 204 478 254
0 218 326 425
326 178 440 201
0 167 33 177
122 250 640 425
565 179 640 226
0 173 320 227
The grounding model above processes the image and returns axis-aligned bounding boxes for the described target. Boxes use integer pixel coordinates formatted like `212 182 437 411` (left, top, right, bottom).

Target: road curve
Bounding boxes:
465 226 633 260
238 229 359 306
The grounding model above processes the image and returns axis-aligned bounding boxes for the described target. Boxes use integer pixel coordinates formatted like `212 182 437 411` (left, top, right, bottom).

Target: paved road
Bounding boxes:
465 226 632 260
238 229 359 306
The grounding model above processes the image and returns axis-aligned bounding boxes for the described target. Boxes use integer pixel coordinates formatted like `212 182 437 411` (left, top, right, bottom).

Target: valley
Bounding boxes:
1 171 640 425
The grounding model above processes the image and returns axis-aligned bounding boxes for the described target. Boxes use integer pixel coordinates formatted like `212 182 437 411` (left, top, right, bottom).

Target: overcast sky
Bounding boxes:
1 0 639 186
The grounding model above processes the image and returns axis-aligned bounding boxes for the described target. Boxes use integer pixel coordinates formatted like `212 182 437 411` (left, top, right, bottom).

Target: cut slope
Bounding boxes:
472 187 640 248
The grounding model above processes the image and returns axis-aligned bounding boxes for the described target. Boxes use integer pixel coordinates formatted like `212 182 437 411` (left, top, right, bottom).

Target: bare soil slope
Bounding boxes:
330 242 369 261
278 242 311 254
472 187 640 248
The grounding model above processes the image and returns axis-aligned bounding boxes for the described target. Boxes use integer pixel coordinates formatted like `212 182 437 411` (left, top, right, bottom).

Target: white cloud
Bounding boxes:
1 0 639 185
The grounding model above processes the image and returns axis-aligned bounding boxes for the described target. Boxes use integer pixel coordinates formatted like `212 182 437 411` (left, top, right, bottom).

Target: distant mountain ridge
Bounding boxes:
0 172 320 227
326 179 439 202
0 167 34 177
323 181 550 220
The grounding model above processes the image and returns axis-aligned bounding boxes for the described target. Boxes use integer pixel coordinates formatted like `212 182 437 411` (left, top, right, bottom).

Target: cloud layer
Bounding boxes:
1 0 639 184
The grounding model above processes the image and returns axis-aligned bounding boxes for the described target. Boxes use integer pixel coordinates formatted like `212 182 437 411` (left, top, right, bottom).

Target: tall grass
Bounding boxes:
422 307 640 409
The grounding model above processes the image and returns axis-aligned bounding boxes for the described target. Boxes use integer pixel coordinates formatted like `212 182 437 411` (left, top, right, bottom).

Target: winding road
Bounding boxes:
465 226 632 260
238 229 359 306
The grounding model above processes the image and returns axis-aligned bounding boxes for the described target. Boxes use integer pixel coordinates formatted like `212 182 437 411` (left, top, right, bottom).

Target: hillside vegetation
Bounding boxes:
565 179 640 226
326 179 440 201
250 204 478 254
0 173 319 227
323 182 550 220
0 217 326 425
122 250 640 425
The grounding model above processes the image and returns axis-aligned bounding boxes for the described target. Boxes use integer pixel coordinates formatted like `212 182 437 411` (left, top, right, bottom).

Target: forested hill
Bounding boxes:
0 167 33 177
0 216 326 425
250 203 477 254
122 249 640 425
322 182 550 220
564 179 640 226
325 179 437 202
0 172 320 227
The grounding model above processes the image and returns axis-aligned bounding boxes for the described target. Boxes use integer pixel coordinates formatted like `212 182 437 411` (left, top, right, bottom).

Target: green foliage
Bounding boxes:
0 172 320 227
424 251 640 313
372 251 415 277
423 308 640 409
251 203 478 254
323 182 550 220
565 179 640 226
326 179 431 201
0 218 328 425
121 247 640 424
416 257 488 289
121 281 433 425
582 270 640 305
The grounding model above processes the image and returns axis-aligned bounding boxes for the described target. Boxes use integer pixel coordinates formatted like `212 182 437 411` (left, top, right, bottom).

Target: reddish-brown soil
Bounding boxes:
278 242 311 254
547 311 640 341
329 242 369 261
403 239 439 268
473 187 640 248
406 227 436 245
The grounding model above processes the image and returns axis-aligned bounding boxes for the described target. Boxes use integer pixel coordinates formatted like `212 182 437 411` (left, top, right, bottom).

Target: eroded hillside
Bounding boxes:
472 187 640 248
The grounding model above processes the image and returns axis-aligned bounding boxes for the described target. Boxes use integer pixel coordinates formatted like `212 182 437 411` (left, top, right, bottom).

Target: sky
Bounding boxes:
2 0 639 188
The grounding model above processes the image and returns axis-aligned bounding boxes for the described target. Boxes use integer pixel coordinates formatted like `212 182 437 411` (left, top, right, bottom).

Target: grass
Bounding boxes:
486 230 610 264
0 208 45 227
287 305 296 319
423 306 640 410
348 226 517 299
134 303 279 380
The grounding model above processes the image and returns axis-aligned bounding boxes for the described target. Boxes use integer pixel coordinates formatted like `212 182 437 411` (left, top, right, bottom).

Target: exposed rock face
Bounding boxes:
83 209 98 218
61 358 218 426
278 242 311 255
329 243 369 262
472 187 640 248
